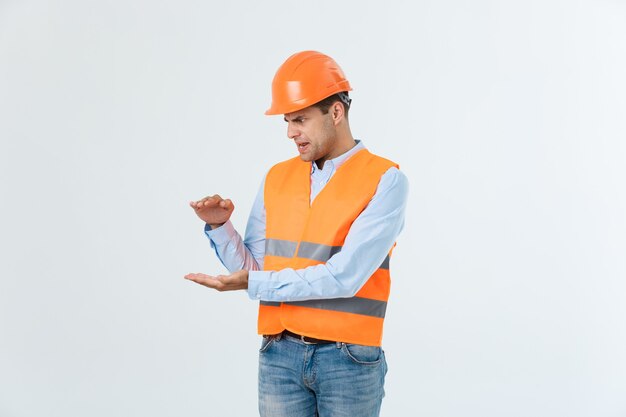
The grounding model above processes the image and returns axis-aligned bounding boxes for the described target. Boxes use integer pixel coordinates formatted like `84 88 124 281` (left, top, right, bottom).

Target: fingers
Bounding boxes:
220 199 233 210
189 195 233 210
189 196 215 210
184 271 247 291
199 195 221 208
185 273 225 291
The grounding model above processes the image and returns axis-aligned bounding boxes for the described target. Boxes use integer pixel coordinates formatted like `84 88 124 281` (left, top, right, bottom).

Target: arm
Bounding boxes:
192 179 266 273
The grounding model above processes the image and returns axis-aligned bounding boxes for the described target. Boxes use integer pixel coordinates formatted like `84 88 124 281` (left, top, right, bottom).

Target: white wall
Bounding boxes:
1 1 625 416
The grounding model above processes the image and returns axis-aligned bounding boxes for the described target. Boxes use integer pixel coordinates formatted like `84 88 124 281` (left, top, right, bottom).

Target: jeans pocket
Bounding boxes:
259 336 276 353
341 343 383 365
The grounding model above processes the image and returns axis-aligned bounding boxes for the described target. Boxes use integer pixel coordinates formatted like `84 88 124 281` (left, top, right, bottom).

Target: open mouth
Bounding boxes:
297 142 310 153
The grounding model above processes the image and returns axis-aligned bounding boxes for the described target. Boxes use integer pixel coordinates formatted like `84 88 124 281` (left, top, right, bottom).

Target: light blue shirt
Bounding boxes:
205 141 409 302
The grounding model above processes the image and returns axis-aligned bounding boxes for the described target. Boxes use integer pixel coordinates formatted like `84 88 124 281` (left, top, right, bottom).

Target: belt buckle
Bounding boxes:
300 335 315 345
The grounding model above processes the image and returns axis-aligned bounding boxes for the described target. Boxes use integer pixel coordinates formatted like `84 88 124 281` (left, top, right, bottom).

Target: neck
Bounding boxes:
315 133 356 169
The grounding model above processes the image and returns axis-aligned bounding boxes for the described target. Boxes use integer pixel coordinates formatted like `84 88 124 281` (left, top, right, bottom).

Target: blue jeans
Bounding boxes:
258 332 388 417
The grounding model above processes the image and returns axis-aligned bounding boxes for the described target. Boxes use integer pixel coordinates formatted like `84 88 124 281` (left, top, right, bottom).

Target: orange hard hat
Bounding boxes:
265 51 352 115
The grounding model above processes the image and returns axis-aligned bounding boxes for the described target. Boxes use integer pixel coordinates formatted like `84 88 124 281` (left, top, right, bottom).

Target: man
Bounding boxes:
185 50 408 417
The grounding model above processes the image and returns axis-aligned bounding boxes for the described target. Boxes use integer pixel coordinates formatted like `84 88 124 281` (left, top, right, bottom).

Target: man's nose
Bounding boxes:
287 123 300 139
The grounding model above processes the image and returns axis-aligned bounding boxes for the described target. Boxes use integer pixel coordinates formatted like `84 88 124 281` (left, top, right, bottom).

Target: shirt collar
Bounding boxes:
311 140 365 174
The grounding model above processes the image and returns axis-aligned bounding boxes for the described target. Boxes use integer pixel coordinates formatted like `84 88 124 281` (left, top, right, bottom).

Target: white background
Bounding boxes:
1 1 625 416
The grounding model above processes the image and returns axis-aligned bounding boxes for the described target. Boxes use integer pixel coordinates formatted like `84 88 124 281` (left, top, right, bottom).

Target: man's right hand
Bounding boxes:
189 194 234 229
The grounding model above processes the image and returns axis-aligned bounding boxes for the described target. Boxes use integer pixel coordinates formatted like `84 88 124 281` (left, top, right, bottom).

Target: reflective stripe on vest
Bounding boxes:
261 297 386 318
265 238 390 270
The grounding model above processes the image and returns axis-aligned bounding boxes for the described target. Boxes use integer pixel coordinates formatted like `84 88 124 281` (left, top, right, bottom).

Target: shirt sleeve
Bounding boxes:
247 167 409 302
204 176 266 272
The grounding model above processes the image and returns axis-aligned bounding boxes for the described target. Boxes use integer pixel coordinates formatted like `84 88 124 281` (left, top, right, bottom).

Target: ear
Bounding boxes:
331 101 344 125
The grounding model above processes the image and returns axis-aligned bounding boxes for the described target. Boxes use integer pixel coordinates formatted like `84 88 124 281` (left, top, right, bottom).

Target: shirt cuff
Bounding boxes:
248 270 286 301
204 220 236 245
247 270 266 300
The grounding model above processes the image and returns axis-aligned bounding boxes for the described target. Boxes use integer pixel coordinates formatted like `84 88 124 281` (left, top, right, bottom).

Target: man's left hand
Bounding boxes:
184 269 248 291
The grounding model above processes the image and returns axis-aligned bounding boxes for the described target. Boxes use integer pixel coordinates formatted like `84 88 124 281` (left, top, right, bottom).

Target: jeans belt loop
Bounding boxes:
300 334 314 345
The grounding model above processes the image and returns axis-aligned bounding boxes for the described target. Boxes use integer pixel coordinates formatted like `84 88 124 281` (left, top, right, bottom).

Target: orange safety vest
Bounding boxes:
259 148 398 346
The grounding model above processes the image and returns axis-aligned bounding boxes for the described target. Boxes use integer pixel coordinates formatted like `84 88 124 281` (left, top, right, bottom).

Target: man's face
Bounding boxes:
284 106 337 166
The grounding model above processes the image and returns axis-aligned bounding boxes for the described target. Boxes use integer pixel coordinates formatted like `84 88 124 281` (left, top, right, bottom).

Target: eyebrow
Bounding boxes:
284 115 305 123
